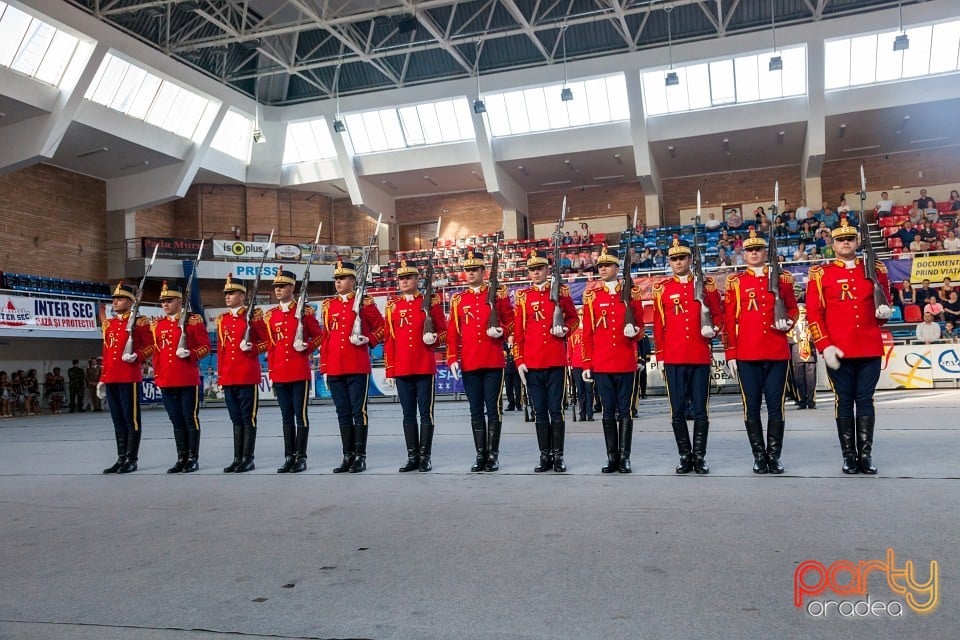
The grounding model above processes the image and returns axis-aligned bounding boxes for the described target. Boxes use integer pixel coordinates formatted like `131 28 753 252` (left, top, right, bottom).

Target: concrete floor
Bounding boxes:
0 389 957 639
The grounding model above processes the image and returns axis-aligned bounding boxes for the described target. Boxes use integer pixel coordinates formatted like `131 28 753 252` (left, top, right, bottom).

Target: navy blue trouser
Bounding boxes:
825 356 881 419
396 374 434 427
664 364 710 421
572 368 593 419
462 368 503 423
106 382 141 454
527 367 565 424
224 385 258 429
161 385 200 456
736 359 789 422
274 380 308 456
594 371 635 421
328 374 370 426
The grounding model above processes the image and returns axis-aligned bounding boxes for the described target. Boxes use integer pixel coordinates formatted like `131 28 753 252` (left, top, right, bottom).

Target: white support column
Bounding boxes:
803 36 827 209
625 65 663 226
105 209 137 280
329 122 396 223
246 111 286 185
105 101 231 210
472 92 528 216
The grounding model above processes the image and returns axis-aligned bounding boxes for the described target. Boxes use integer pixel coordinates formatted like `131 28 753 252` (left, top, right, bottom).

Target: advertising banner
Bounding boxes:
0 295 99 331
909 254 960 284
142 237 208 260
212 240 275 260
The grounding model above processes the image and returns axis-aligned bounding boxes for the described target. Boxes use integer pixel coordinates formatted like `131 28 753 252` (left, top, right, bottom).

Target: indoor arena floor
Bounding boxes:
1 388 957 639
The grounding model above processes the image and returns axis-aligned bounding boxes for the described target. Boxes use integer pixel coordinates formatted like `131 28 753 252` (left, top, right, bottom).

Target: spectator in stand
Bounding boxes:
942 290 960 322
773 214 788 237
758 217 772 237
916 279 938 305
798 221 815 244
652 249 666 269
893 280 915 311
837 197 850 216
821 237 835 260
908 200 924 225
562 232 573 246
916 188 935 211
10 372 26 416
892 220 920 248
732 233 744 251
908 236 928 254
815 228 831 251
915 312 941 344
875 192 895 217
784 210 799 233
715 247 732 267
808 246 821 261
941 277 955 300
923 199 939 224
637 248 653 269
704 212 722 230
753 206 766 226
731 245 745 266
571 230 582 245
795 199 811 222
793 242 809 262
24 369 40 415
943 321 958 343
948 189 960 213
0 371 10 418
923 295 944 322
919 221 940 250
943 230 960 251
821 206 839 228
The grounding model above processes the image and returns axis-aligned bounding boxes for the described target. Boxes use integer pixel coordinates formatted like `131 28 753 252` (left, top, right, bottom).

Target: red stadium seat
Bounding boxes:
892 205 908 216
642 303 655 326
937 202 951 213
886 237 903 249
879 216 901 227
881 227 897 237
903 304 923 323
891 248 903 257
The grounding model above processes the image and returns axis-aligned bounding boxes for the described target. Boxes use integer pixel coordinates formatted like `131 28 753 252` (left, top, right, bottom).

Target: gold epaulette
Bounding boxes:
302 304 315 316
630 284 643 301
779 271 795 285
583 288 596 303
560 284 571 297
808 264 824 280
516 289 527 304
362 295 375 306
875 261 888 274
135 316 150 327
705 276 718 292
430 293 442 306
385 297 397 310
188 314 204 325
496 284 509 299
252 307 263 320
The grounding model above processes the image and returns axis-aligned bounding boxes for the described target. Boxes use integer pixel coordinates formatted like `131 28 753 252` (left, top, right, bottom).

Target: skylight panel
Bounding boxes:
0 5 32 68
398 106 425 145
11 20 54 77
210 109 253 162
0 4 82 87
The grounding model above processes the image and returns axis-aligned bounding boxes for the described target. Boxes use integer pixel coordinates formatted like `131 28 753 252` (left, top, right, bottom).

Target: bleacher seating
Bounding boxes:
1 272 112 299
903 304 923 323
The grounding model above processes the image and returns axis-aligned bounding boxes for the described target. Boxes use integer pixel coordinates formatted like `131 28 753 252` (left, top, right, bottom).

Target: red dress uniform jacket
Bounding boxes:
805 259 891 358
581 282 645 374
513 283 579 369
216 307 268 386
384 293 447 377
446 284 515 372
569 327 587 369
722 268 800 362
265 302 322 383
652 276 724 365
320 293 385 376
151 314 212 388
101 313 154 384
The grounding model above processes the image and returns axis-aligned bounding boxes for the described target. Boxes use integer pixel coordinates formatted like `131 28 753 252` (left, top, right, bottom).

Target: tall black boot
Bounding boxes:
856 415 877 475
470 420 487 472
278 422 297 473
291 427 309 472
533 421 553 472
181 428 200 473
745 419 768 474
601 419 619 473
349 423 368 473
418 422 434 472
118 429 140 474
224 423 243 473
618 418 633 473
766 419 785 474
837 417 858 474
692 419 710 474
332 423 355 473
103 427 128 474
235 424 256 472
399 422 420 472
485 420 501 471
167 428 188 473
552 419 566 473
672 419 693 474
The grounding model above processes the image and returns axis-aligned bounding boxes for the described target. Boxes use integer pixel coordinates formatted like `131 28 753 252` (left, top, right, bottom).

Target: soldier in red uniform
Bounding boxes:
568 309 594 422
513 249 578 472
581 247 645 473
320 260 386 473
722 229 799 474
217 274 268 473
100 282 155 474
446 248 515 472
265 270 322 473
652 239 723 474
151 281 212 473
805 218 892 474
384 260 447 472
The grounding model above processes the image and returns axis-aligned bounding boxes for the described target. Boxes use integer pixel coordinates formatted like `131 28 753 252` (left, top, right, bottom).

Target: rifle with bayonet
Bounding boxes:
487 230 503 330
177 238 207 353
351 214 382 338
293 223 323 347
858 165 890 310
621 206 638 328
122 243 159 357
551 196 567 331
242 228 274 346
693 191 713 331
423 216 441 335
767 182 791 325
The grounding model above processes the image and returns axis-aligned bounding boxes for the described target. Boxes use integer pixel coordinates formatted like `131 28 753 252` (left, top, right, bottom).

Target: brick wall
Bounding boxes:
135 201 177 238
822 146 960 207
0 164 108 281
528 183 646 225
662 166 803 226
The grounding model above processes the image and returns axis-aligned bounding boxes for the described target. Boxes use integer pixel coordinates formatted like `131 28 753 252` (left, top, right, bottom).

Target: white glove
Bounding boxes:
823 345 845 370
486 326 504 339
121 353 138 363
700 326 717 339
349 334 370 346
726 359 738 378
449 362 461 380
517 363 529 376
293 339 307 352
774 318 794 332
582 368 592 382
422 332 437 345
875 304 893 320
176 347 191 359
239 340 253 352
549 325 568 338
322 373 328 386
96 382 106 400
623 323 640 338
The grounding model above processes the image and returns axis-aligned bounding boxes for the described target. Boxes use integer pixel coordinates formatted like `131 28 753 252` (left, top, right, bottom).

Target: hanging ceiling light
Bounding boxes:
893 0 909 51
769 0 782 71
473 42 486 113
252 77 265 143
560 25 574 101
332 59 346 133
665 7 679 86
